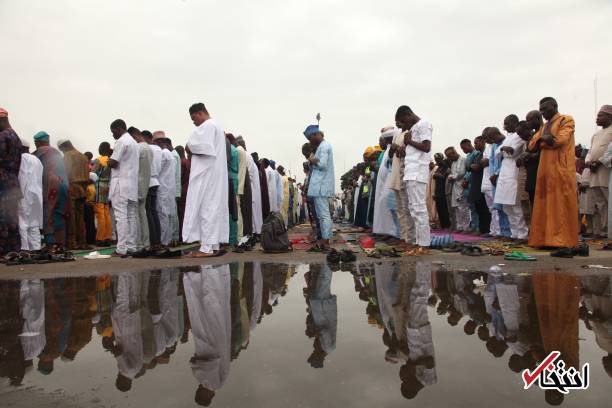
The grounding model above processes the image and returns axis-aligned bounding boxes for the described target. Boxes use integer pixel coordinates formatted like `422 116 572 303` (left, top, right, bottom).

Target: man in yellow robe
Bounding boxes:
528 97 578 248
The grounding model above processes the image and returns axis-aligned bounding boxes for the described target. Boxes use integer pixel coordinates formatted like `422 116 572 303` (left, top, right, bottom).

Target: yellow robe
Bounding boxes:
528 113 578 248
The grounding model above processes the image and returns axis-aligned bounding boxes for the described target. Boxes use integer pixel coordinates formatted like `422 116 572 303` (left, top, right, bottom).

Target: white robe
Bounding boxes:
19 279 46 361
184 264 231 391
111 272 144 380
246 154 263 234
265 167 278 213
372 149 399 237
275 170 283 210
183 119 229 245
18 153 43 229
494 133 526 205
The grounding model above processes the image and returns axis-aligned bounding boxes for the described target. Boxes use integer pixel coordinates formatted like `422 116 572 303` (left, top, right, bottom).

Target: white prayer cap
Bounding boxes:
381 126 398 139
19 137 30 148
57 138 70 148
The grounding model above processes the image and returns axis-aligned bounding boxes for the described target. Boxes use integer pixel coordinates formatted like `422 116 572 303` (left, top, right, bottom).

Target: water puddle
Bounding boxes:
0 262 610 407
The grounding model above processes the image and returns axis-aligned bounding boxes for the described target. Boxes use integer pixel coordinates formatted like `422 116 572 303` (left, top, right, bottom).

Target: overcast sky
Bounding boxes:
2 0 611 183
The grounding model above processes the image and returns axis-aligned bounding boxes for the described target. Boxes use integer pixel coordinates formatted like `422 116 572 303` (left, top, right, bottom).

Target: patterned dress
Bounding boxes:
0 128 22 254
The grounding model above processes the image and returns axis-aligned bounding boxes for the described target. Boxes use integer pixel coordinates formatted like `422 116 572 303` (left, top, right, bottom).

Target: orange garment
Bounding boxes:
95 202 112 241
527 113 578 248
532 273 579 369
86 183 96 204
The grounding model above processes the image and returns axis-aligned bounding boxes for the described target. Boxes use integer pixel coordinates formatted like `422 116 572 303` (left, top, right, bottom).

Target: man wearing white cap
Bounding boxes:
585 105 612 238
109 119 140 257
18 138 43 251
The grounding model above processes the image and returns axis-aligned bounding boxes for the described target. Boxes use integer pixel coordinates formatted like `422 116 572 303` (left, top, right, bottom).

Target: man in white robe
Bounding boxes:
265 160 278 213
153 132 177 247
184 264 231 406
373 129 400 238
183 103 229 256
446 147 470 232
110 119 140 257
18 138 43 251
493 123 528 240
238 138 263 234
273 161 284 212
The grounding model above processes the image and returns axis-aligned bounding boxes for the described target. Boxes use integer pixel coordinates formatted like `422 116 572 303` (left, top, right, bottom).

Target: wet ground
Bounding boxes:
1 261 611 407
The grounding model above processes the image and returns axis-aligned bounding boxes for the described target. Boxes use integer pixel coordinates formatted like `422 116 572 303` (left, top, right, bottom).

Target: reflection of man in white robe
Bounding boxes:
184 264 231 406
111 272 143 392
18 140 43 251
19 279 46 361
394 262 436 398
152 269 180 358
183 104 229 256
250 262 263 331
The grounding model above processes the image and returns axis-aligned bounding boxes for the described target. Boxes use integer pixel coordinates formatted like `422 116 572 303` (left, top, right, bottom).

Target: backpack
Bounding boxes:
261 212 292 253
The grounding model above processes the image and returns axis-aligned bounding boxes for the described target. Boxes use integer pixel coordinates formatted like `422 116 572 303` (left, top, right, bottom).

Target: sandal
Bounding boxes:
504 251 536 261
461 246 484 256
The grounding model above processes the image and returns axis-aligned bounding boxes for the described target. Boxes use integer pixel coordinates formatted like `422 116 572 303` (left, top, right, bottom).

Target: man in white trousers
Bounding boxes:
18 138 43 251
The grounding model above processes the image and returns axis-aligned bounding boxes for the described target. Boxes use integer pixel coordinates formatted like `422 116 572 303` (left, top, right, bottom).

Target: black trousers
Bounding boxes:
146 186 161 246
240 168 253 236
84 203 97 244
435 196 451 229
473 193 491 234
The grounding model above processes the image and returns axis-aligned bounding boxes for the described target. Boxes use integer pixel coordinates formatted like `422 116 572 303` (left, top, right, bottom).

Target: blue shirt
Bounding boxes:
307 139 335 198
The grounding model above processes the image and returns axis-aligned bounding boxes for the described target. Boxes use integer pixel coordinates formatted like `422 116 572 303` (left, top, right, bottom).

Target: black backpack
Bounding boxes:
261 212 292 253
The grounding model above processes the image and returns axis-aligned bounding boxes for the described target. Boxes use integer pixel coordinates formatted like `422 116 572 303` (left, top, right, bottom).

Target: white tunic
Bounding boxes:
149 144 162 188
265 167 278 212
184 264 231 391
159 148 176 201
494 133 525 205
403 119 433 183
481 144 494 193
183 119 229 245
18 153 43 228
373 148 399 237
246 154 263 234
110 133 139 202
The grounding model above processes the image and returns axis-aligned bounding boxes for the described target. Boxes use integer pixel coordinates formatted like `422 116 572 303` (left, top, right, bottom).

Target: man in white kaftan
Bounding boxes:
265 163 278 213
110 120 140 256
183 104 229 256
184 264 231 406
373 129 400 238
245 150 263 234
153 132 177 247
493 129 528 240
18 139 43 251
447 148 470 232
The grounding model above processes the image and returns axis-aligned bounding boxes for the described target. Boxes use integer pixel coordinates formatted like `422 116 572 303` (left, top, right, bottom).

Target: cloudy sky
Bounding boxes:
2 0 611 182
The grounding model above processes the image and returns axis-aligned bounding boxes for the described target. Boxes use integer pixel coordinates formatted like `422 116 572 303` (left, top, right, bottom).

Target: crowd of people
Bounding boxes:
339 99 612 255
0 103 325 259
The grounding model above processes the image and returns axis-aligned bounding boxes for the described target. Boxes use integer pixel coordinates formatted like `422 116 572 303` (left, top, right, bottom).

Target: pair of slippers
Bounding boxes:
3 251 76 265
327 249 356 263
550 244 589 258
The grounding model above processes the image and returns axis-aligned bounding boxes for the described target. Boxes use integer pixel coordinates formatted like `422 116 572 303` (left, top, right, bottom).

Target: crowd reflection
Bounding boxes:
0 263 610 406
350 262 612 405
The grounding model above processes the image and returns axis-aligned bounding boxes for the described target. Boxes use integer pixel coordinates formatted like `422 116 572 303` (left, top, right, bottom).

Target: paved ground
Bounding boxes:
1 243 610 279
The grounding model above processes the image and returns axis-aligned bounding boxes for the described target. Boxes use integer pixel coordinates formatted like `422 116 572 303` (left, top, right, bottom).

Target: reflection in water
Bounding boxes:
0 263 611 406
304 263 337 368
